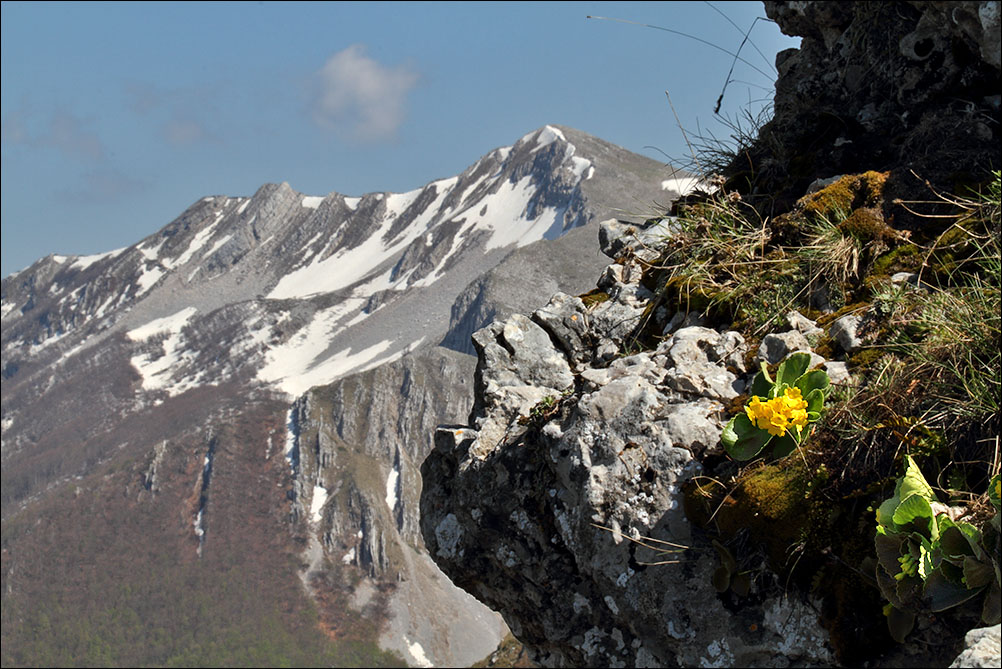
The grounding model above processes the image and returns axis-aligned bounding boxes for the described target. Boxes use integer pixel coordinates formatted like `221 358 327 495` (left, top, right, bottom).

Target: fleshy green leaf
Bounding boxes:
730 572 751 597
777 352 812 387
875 529 906 576
757 361 774 386
939 523 979 559
886 606 915 643
963 556 995 589
939 559 966 585
750 370 772 398
805 388 825 415
771 433 799 458
876 497 899 528
925 569 982 611
876 561 904 607
892 495 935 538
712 539 737 573
877 457 935 530
712 566 731 593
796 369 830 398
982 581 1001 625
721 415 740 449
895 456 936 506
722 413 772 461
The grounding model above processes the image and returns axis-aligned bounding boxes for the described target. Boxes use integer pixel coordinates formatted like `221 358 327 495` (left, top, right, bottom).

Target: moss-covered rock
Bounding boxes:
799 171 889 220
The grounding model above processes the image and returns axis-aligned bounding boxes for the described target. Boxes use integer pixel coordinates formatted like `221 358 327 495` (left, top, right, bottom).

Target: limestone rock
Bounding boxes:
420 293 834 666
598 217 676 262
823 360 852 386
785 310 824 338
747 2 1000 217
950 624 1001 668
758 330 813 364
831 314 864 353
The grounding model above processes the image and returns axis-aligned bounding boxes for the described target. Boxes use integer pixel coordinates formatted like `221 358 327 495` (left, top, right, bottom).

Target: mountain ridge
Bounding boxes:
1 124 689 666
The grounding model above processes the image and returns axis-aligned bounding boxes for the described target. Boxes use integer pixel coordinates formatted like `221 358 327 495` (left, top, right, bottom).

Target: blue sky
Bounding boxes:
1 1 799 277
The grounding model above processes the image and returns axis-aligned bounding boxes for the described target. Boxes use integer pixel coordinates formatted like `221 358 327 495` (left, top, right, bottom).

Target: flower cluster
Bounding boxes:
744 387 809 438
721 352 829 461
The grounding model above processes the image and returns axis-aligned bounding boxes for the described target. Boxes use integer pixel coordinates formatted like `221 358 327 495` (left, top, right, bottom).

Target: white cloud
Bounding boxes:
311 44 419 142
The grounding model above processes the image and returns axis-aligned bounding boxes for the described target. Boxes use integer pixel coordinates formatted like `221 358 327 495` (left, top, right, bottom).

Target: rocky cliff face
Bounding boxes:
421 221 839 667
735 1 1000 215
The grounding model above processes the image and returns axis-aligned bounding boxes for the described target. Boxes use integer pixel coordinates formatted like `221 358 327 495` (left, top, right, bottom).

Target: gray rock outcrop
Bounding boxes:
420 219 836 667
740 1 1000 215
950 625 1001 668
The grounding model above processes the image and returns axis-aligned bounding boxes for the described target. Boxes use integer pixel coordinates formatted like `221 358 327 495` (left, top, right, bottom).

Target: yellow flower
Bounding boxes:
744 387 809 438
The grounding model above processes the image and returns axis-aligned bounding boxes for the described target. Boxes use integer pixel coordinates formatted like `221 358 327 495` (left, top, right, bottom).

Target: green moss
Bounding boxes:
870 243 924 277
714 460 812 568
681 477 729 528
578 289 610 308
848 348 885 369
838 207 890 242
661 275 716 313
799 171 889 220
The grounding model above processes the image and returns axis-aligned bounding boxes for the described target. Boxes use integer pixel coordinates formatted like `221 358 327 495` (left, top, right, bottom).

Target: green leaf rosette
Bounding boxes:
721 352 830 461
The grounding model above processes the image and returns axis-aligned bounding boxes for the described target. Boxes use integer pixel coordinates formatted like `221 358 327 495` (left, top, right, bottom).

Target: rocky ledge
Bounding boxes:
420 216 847 667
420 209 1000 666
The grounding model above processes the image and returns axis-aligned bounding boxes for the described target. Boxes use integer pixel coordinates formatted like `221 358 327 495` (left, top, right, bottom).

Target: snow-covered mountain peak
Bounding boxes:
2 125 682 407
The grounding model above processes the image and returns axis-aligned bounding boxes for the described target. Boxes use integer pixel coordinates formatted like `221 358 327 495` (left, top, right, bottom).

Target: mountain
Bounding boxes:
1 125 689 665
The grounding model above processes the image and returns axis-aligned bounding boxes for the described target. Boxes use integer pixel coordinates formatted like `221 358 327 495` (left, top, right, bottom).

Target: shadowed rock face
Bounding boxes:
736 1 1000 217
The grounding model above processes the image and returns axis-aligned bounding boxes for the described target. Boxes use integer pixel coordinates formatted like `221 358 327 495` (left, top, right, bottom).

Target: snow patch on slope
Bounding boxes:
139 238 166 261
127 307 199 396
302 196 324 209
310 484 328 523
284 406 299 474
70 247 126 271
385 465 400 512
167 218 220 268
256 298 419 395
532 125 566 152
204 234 232 258
135 266 165 296
127 307 198 341
661 176 704 196
268 181 458 299
260 339 394 398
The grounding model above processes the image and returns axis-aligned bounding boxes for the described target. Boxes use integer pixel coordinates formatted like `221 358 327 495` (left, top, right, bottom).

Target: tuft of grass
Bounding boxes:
799 207 864 289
